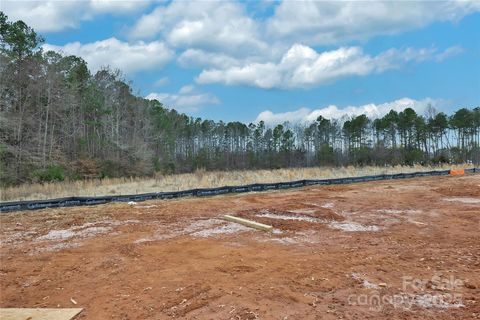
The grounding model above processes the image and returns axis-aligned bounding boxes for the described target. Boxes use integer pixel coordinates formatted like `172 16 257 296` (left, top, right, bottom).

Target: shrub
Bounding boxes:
33 164 65 182
100 160 117 178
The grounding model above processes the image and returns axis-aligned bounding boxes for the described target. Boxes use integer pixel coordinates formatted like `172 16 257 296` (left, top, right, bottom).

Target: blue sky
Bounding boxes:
2 0 480 124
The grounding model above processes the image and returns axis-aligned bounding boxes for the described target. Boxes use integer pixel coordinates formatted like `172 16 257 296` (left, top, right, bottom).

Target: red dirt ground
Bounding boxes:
1 174 479 319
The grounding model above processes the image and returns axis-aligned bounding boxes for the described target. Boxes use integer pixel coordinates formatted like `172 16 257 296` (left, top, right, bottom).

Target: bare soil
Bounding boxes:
1 175 479 319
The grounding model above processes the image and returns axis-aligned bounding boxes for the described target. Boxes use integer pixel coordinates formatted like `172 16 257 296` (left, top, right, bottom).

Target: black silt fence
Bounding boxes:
1 168 477 213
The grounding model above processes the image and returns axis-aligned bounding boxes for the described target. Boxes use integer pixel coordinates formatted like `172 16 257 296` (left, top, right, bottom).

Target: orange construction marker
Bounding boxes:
450 168 465 175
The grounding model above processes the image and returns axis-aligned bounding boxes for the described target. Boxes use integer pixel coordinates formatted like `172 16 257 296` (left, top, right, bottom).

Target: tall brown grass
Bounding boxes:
0 164 470 202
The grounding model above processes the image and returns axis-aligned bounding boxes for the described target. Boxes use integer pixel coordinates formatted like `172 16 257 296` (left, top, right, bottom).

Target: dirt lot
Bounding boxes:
1 175 479 319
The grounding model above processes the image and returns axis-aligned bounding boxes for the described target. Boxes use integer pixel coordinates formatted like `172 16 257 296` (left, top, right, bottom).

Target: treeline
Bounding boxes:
1 13 479 186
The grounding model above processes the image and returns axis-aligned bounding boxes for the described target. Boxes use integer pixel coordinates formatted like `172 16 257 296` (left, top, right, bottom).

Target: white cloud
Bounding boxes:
1 0 151 32
435 46 464 62
196 44 457 89
256 108 313 126
146 86 220 113
43 38 173 74
177 49 243 69
4 0 475 94
137 0 474 78
128 1 266 55
153 77 170 87
89 0 151 14
2 1 85 32
178 85 195 95
255 98 439 126
126 0 479 55
266 1 480 46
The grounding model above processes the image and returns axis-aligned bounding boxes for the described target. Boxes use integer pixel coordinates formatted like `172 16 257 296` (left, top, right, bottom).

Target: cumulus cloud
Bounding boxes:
128 1 266 55
255 98 438 126
266 0 480 45
2 0 151 32
126 0 480 52
435 46 464 62
153 77 170 87
196 44 458 89
89 0 151 14
2 1 84 32
43 38 173 74
5 0 476 93
146 86 220 113
177 49 244 69
125 0 477 71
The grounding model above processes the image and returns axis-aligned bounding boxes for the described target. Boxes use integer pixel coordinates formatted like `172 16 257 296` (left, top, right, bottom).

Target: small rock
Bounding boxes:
378 283 387 287
465 282 477 289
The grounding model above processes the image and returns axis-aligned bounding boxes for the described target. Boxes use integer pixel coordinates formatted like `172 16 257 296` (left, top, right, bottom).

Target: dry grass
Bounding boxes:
0 164 471 202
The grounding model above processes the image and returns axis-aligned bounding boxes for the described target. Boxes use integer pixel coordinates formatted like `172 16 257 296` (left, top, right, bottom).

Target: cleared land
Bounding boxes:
1 164 471 201
0 174 479 319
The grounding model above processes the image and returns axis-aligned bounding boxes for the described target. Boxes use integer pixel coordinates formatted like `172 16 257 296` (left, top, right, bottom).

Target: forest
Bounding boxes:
1 13 479 186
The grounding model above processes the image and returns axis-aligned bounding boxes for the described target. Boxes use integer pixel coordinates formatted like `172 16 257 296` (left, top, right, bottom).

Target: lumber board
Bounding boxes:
0 308 83 320
223 214 273 231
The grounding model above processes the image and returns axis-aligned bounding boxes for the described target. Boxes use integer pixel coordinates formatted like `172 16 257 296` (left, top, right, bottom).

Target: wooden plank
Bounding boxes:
0 308 83 320
223 215 273 231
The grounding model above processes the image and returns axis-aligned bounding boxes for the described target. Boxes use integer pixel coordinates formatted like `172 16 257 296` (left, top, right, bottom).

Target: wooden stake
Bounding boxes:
223 215 273 231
